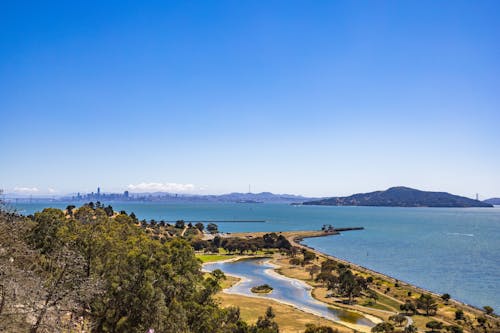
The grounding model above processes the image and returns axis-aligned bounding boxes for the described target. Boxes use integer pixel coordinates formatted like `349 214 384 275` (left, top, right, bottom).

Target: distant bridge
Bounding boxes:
163 220 266 223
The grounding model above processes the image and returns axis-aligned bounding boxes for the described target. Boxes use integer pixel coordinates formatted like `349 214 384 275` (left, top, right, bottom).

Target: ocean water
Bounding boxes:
10 201 500 310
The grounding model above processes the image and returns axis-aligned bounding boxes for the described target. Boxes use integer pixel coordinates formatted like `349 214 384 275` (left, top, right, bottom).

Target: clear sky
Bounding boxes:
1 1 499 198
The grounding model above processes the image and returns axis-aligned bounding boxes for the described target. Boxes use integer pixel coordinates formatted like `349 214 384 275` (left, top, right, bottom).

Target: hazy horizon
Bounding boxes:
1 1 499 199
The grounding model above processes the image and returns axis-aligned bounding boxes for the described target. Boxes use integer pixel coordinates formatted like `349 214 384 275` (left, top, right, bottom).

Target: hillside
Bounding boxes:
303 187 493 208
484 198 500 205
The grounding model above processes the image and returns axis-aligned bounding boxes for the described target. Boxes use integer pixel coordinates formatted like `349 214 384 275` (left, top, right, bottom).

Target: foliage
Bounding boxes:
426 320 444 332
1 204 274 333
417 294 438 316
207 223 219 234
441 293 451 303
483 306 494 315
389 314 406 326
371 321 394 333
326 266 368 304
400 299 417 315
304 324 338 333
252 306 279 333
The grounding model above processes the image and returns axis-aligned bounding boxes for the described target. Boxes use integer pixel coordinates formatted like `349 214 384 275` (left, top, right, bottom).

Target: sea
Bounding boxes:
9 201 500 310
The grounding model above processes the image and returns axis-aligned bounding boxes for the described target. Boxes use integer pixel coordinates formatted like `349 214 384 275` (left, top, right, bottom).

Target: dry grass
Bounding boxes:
216 293 352 333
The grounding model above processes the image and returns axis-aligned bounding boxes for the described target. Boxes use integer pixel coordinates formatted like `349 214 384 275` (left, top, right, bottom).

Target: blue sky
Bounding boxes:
1 1 499 198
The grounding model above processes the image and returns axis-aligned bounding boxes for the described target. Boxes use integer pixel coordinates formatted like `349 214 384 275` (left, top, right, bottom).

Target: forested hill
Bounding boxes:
302 187 493 208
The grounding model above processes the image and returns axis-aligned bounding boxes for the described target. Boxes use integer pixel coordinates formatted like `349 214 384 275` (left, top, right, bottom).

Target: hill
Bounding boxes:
302 187 493 208
483 198 500 205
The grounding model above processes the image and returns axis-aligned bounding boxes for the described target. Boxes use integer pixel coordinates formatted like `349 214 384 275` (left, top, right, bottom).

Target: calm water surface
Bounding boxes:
11 202 500 310
204 258 374 327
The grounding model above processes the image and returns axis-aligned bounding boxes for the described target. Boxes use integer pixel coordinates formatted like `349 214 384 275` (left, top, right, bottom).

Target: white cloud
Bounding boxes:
126 182 196 193
13 186 40 194
47 187 57 194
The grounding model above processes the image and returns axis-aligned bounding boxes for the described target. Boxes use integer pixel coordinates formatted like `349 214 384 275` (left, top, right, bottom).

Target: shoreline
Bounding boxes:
226 229 499 329
291 232 490 317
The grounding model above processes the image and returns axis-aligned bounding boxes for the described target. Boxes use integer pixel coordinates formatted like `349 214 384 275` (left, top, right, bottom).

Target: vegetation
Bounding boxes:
304 324 338 333
251 284 274 294
371 321 395 333
426 320 444 332
0 202 287 333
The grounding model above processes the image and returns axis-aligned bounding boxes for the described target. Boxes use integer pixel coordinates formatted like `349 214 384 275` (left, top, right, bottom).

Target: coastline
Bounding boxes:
290 231 490 317
224 229 499 332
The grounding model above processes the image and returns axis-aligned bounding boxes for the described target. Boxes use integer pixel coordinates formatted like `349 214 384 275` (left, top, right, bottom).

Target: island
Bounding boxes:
251 284 274 294
484 198 500 205
302 186 493 208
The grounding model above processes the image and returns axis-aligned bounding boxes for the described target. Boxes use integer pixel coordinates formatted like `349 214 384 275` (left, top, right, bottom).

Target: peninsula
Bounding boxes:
302 187 493 208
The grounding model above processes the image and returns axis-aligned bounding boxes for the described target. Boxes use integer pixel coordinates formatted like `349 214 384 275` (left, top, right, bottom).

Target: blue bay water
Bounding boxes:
11 201 500 310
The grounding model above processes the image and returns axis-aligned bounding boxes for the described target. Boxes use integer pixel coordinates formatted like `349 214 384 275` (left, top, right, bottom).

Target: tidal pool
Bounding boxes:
204 258 375 328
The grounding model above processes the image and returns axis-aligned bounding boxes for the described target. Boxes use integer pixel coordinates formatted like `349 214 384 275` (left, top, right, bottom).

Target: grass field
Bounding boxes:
196 253 236 263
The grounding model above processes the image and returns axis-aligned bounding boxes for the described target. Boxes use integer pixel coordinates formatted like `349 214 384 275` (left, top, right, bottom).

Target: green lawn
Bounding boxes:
196 253 236 263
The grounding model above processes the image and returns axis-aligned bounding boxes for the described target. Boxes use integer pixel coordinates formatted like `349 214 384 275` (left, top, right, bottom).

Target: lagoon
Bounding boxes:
204 257 375 329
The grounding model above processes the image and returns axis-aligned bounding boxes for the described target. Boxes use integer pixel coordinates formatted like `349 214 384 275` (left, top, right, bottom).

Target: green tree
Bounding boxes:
446 325 463 333
252 307 279 333
371 322 394 333
389 314 406 327
441 293 451 304
400 300 417 316
304 324 337 333
417 294 438 316
303 250 316 263
455 309 464 321
207 223 219 234
29 208 66 254
306 264 321 280
483 306 494 315
195 222 205 232
426 320 443 333
405 324 418 333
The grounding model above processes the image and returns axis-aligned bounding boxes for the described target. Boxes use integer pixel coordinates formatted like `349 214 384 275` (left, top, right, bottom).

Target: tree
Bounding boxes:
66 205 76 216
417 294 438 316
441 293 451 304
103 205 114 217
303 250 316 263
371 322 394 333
328 268 367 304
405 324 418 333
252 307 279 333
305 324 337 333
483 306 494 315
400 300 417 316
29 208 66 254
207 223 219 234
455 309 464 321
446 325 463 333
195 222 205 232
389 314 406 327
306 264 321 280
367 290 379 304
175 220 185 229
426 321 443 333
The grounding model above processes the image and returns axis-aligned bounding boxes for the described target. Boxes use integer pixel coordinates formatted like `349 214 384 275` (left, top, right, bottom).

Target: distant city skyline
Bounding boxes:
1 1 499 199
